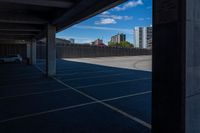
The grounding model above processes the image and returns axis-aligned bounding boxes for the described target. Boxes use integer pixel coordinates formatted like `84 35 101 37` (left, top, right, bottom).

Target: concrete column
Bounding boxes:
153 0 186 133
46 25 56 76
27 43 31 59
186 0 200 133
153 0 200 133
31 40 36 65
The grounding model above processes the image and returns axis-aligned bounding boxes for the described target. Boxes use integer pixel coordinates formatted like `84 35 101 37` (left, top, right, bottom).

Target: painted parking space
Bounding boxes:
0 89 92 121
0 103 150 133
106 93 152 123
0 59 152 133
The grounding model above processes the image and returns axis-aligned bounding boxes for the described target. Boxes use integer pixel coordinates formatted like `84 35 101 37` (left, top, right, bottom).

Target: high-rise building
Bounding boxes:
134 26 152 49
111 33 126 43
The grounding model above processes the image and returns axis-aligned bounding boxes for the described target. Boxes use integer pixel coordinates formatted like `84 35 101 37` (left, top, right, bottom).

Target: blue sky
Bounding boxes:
56 0 152 45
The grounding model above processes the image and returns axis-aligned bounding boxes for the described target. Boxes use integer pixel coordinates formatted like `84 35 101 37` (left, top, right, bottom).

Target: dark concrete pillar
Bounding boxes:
153 0 200 133
27 43 31 60
26 41 36 65
46 25 56 76
31 39 36 65
185 0 200 133
152 0 186 133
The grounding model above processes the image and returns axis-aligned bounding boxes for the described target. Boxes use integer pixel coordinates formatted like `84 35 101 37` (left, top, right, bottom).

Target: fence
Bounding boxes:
37 44 152 59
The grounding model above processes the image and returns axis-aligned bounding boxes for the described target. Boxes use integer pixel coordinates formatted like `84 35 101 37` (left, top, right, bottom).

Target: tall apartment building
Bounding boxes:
134 26 152 49
111 33 126 43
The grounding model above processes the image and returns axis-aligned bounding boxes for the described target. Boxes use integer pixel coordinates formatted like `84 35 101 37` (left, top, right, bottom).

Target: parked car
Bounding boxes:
0 54 22 63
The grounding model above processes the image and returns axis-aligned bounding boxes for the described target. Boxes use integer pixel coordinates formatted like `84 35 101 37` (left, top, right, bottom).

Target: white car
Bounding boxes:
0 54 22 63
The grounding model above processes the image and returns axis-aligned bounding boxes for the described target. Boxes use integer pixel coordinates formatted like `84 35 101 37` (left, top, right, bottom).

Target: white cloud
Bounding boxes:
99 14 133 20
138 17 151 21
101 11 110 15
74 25 133 35
110 15 123 20
97 8 134 25
124 16 133 20
95 18 117 25
114 0 144 11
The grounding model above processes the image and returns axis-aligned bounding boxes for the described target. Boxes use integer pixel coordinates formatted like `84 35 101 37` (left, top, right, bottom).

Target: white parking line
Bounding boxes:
0 101 97 123
53 77 152 129
0 91 151 125
1 75 46 82
101 91 151 102
37 63 108 72
56 66 100 72
63 72 133 81
36 65 152 129
56 69 115 76
56 69 109 75
0 88 70 100
0 80 150 100
0 72 42 78
1 81 55 88
76 78 151 89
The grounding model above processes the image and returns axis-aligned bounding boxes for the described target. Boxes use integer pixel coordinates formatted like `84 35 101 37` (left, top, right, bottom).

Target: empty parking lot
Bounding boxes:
0 56 152 133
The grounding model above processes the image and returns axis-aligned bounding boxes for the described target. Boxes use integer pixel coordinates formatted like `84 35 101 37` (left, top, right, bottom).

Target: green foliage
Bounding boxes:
108 41 134 48
108 41 118 47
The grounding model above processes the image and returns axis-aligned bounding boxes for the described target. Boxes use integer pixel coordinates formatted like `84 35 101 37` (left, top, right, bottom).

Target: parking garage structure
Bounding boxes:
0 0 151 133
1 0 200 133
0 0 126 76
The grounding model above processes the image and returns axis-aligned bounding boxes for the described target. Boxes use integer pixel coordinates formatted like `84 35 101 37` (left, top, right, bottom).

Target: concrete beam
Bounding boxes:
0 24 43 32
0 31 39 35
0 33 36 36
46 25 56 76
0 31 37 35
53 0 127 31
0 34 34 38
0 14 48 24
0 36 33 40
0 28 41 32
0 40 28 44
0 0 73 8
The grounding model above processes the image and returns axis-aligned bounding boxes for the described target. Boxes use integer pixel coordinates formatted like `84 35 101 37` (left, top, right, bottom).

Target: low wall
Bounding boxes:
37 44 152 59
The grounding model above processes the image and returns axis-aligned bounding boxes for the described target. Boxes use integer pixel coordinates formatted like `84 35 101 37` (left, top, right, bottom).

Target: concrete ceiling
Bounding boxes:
0 0 126 42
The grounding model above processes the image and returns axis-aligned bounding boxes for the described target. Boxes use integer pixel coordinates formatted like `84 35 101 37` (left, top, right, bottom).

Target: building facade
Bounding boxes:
134 26 152 49
92 39 103 45
111 33 126 43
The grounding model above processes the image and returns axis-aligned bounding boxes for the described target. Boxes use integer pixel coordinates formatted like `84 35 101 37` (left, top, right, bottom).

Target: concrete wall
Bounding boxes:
153 0 186 133
186 0 200 133
37 44 152 59
0 44 27 58
153 0 200 132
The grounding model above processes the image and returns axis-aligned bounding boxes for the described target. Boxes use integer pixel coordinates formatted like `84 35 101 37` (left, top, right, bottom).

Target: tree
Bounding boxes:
120 41 134 48
108 41 118 47
108 41 134 48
